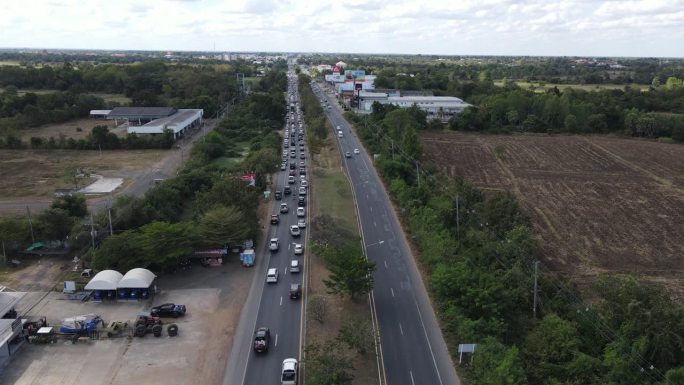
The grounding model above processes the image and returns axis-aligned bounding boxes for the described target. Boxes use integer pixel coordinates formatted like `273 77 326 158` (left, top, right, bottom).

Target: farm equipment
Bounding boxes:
134 315 163 337
59 314 104 334
104 320 129 338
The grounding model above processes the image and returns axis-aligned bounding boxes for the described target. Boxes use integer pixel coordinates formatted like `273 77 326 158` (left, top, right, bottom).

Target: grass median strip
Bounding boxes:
306 138 380 385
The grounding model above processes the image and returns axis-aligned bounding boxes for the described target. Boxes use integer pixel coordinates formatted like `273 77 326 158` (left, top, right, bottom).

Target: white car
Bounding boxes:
269 238 280 251
354 148 360 155
281 358 298 385
266 268 278 284
294 243 303 255
297 218 306 228
300 180 308 188
298 187 307 196
290 225 301 237
296 207 305 217
290 259 300 273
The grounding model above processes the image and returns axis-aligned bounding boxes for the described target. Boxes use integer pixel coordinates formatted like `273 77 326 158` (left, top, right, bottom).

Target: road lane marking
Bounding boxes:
370 207 373 212
414 299 444 385
384 260 388 269
410 370 415 385
275 333 278 347
399 323 404 335
280 296 283 306
374 221 377 228
391 288 395 297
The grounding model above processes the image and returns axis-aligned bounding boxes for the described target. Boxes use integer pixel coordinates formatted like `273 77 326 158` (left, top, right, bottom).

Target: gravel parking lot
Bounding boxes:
0 261 255 385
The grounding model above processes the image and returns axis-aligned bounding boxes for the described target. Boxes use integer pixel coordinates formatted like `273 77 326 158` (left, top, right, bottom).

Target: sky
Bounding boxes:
1 0 683 57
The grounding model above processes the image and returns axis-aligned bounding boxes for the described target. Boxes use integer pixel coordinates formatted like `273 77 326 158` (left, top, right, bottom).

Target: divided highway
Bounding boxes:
311 82 461 385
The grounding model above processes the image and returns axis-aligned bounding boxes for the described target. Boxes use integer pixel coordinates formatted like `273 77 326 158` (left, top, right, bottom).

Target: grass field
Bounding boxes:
89 92 131 104
494 81 650 92
420 131 684 299
0 88 130 104
308 137 379 385
16 118 126 141
0 148 166 198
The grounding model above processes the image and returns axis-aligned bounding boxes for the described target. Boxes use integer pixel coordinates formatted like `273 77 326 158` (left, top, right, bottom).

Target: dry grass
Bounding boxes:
308 137 380 385
0 149 167 198
16 118 127 141
421 131 684 300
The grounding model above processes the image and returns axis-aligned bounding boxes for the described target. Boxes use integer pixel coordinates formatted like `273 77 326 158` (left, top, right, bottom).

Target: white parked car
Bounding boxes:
354 148 360 155
266 268 278 283
298 187 307 196
301 180 308 187
297 218 306 228
296 207 305 217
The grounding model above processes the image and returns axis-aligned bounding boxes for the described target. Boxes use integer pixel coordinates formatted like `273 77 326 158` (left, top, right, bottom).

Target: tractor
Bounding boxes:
134 315 163 338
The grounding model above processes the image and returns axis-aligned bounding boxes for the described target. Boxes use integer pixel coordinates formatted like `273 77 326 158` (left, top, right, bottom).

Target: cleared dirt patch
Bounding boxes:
421 131 684 299
0 149 166 198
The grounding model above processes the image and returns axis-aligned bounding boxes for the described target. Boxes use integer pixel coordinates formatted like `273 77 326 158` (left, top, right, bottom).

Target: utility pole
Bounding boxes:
90 214 96 252
108 209 113 236
416 161 420 185
455 195 460 239
26 206 35 243
533 260 540 320
1 240 6 266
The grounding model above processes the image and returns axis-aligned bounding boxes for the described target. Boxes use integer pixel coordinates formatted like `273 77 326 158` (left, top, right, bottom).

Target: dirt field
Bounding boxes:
0 148 166 198
17 118 127 141
421 132 684 297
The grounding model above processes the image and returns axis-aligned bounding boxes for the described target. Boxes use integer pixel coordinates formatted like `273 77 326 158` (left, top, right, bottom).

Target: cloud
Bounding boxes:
0 0 682 56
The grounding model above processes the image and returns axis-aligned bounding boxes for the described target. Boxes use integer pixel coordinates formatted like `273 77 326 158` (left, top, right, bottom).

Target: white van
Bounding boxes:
266 268 279 283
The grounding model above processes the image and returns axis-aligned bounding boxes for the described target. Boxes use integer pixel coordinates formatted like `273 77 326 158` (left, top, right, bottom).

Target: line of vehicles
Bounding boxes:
250 68 307 384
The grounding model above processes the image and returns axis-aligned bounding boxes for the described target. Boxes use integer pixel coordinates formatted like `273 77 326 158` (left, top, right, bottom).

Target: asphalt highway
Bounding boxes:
312 82 461 385
224 67 307 385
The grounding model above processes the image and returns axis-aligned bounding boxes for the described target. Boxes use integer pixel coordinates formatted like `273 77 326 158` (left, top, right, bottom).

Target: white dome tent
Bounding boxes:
117 268 156 301
84 270 123 301
84 270 123 290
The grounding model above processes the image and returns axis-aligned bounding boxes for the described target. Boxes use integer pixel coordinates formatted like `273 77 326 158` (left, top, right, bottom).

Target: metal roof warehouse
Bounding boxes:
91 107 204 139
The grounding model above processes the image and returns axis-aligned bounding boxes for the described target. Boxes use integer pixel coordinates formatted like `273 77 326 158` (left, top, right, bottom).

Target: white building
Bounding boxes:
0 291 27 366
358 92 471 121
128 109 203 139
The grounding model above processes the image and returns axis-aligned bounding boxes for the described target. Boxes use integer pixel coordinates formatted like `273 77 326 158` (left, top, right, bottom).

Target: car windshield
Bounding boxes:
282 372 295 380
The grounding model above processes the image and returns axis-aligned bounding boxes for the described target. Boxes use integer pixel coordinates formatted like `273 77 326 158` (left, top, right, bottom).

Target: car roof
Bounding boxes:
270 238 278 242
283 358 297 368
268 268 277 274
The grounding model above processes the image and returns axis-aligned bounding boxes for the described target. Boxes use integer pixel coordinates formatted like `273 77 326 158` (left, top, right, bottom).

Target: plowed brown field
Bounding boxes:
421 132 684 298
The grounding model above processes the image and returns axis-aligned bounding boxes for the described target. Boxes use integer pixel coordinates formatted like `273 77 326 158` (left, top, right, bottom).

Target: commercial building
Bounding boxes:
90 107 203 140
358 91 471 121
0 291 27 367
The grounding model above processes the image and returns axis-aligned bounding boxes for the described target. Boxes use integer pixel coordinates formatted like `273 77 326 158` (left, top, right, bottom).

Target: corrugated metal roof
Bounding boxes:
108 107 177 119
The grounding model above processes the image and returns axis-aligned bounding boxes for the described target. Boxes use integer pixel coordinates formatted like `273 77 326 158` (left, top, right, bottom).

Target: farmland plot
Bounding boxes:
421 132 684 297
